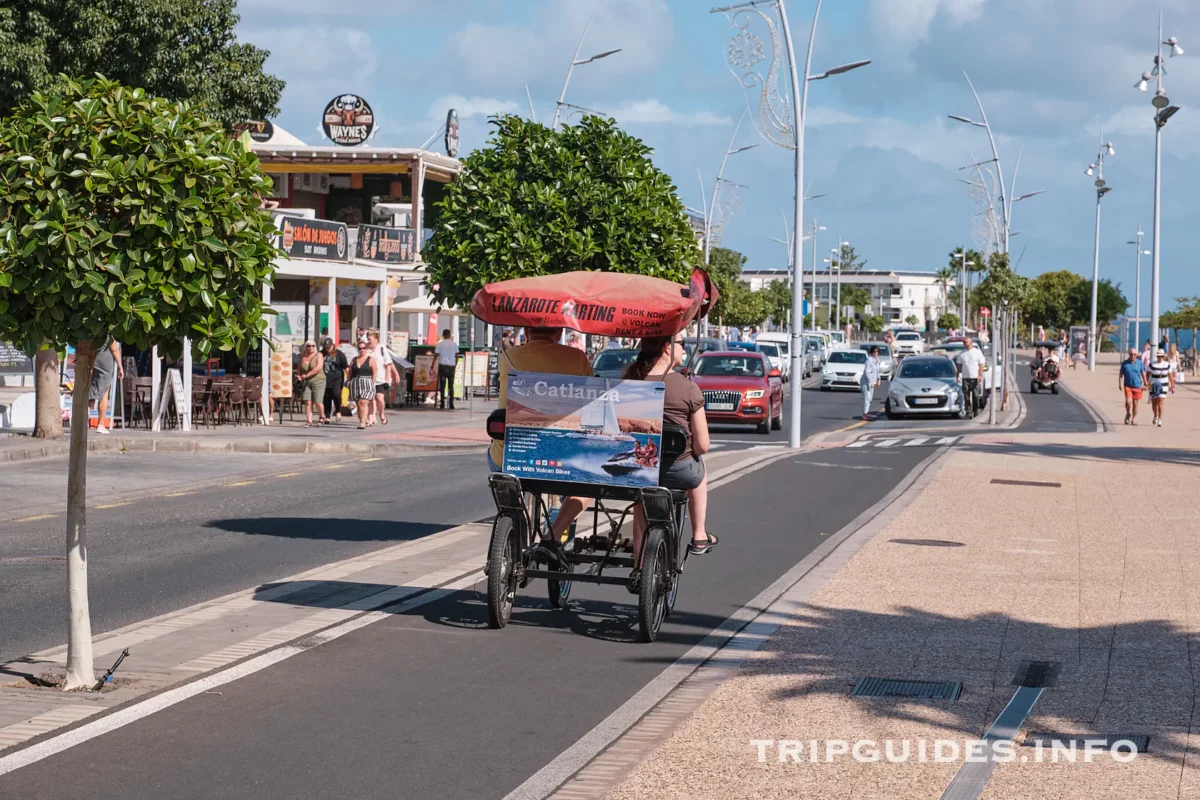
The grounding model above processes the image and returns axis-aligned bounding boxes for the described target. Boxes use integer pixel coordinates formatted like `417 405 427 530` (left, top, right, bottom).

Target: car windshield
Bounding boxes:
757 342 780 357
694 355 765 377
683 340 724 366
898 359 957 379
862 343 891 356
829 332 844 342
593 351 637 372
897 332 921 341
828 351 867 364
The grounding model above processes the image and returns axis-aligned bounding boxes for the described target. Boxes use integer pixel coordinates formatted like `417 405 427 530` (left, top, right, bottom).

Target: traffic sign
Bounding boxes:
980 307 991 317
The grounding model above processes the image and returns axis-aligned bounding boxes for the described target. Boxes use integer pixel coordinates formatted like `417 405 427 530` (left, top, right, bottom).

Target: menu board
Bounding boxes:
388 330 410 359
269 340 293 398
357 225 416 264
413 353 437 393
0 341 32 375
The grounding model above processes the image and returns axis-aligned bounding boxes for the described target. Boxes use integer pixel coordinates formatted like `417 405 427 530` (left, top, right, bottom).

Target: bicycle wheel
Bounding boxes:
487 514 520 629
546 553 575 610
638 527 671 643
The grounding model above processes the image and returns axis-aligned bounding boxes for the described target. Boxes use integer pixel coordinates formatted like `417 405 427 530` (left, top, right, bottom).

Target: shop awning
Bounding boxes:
273 258 389 282
389 295 467 316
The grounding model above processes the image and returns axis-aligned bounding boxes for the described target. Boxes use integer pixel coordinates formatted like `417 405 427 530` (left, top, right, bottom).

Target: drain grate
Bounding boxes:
851 677 962 701
991 479 1061 488
1024 733 1149 753
0 556 67 567
889 538 965 548
1013 660 1061 688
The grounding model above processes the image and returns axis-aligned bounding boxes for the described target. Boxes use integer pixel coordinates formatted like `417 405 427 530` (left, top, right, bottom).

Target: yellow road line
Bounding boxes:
225 480 255 487
164 491 194 497
834 420 868 433
359 457 382 463
274 472 299 478
324 464 345 469
14 513 57 522
94 502 131 509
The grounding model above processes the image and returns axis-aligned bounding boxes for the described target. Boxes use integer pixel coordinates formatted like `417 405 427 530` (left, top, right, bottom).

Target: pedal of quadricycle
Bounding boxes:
488 473 524 512
638 486 675 525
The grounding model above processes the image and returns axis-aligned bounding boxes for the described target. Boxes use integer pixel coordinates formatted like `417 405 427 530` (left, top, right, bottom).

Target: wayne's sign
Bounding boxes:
322 94 375 147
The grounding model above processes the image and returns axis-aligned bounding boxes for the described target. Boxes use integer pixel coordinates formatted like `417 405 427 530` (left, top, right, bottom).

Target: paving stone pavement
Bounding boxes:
596 353 1200 800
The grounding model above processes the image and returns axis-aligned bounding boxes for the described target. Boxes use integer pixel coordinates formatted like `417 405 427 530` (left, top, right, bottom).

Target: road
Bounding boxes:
0 374 1093 799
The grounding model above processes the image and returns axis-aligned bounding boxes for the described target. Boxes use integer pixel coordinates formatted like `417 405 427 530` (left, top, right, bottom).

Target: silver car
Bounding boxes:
856 342 895 380
885 355 965 419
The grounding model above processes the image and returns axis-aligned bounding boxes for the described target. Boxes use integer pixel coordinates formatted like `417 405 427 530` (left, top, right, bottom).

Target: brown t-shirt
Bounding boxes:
653 371 704 457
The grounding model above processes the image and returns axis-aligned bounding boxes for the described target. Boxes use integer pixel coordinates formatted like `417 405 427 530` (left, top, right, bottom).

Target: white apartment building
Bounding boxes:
742 268 956 332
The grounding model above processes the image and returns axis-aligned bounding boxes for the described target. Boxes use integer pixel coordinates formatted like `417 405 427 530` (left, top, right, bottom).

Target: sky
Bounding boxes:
237 0 1200 314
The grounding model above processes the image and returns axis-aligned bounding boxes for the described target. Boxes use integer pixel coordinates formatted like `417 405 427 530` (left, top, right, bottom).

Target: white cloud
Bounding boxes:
427 95 522 121
608 99 731 127
868 0 987 55
806 106 866 127
243 26 377 97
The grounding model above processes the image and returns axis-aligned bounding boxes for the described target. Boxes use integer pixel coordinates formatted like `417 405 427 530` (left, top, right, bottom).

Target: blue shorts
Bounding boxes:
487 450 501 472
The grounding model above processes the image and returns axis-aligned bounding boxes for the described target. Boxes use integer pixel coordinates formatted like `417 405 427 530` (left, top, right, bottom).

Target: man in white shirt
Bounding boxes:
367 330 400 424
955 337 988 417
434 329 459 409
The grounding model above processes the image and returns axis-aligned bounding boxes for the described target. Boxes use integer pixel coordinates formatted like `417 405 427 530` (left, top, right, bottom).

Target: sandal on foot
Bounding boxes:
688 533 720 556
626 571 642 595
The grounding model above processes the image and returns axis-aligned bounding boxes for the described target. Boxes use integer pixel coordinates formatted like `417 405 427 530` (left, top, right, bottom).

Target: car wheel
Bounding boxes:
820 385 829 392
885 400 901 421
771 404 782 430
757 416 770 434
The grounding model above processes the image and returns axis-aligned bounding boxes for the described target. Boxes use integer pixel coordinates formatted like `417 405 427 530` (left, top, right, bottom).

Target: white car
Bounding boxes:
893 330 925 357
820 350 868 391
755 340 788 380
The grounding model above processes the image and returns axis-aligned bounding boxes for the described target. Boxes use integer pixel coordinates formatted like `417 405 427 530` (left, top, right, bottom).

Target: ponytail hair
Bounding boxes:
623 336 671 380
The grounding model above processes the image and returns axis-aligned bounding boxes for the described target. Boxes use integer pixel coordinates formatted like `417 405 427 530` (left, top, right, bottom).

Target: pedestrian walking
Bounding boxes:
321 338 348 422
88 338 124 434
296 340 326 428
434 329 459 410
347 337 380 429
1148 347 1175 427
1119 348 1145 425
1141 341 1153 370
1168 343 1182 391
367 331 400 425
861 345 881 421
500 328 516 353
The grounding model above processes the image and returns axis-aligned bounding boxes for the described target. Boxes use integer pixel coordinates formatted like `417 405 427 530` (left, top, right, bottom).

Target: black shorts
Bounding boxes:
375 383 389 395
660 455 705 490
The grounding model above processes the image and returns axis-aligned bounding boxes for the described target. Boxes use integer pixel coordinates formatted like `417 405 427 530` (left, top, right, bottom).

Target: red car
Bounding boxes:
689 351 784 433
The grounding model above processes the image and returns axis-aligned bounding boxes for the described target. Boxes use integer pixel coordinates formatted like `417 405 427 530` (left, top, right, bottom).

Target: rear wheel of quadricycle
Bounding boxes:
487 515 520 629
1050 383 1059 395
638 527 671 642
546 550 575 610
1030 381 1038 394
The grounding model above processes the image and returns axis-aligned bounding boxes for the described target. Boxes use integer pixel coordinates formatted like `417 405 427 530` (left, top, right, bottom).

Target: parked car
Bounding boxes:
885 355 965 419
801 336 822 375
592 348 639 379
755 333 798 380
690 351 784 434
806 332 831 365
893 329 925 357
856 342 895 380
755 340 789 381
820 350 868 391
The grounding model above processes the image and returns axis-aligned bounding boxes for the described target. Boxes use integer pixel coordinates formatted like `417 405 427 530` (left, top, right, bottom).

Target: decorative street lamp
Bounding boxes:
698 111 758 265
1084 141 1115 371
1127 229 1152 350
1134 12 1183 349
712 0 869 449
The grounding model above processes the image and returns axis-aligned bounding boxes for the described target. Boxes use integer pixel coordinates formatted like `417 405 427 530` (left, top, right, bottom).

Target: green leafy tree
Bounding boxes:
1026 270 1085 331
937 312 961 331
423 115 700 310
1066 278 1127 331
863 315 885 334
838 285 871 321
705 246 748 323
948 247 985 322
904 314 920 326
935 266 955 314
0 76 278 688
718 280 768 329
0 0 284 128
761 277 795 328
0 0 284 438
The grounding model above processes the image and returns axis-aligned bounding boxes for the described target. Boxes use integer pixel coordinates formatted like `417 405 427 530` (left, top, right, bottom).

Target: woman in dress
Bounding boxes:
346 337 380 429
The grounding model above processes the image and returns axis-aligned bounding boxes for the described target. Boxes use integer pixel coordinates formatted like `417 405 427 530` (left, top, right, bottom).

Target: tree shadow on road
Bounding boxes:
962 440 1200 468
205 517 447 542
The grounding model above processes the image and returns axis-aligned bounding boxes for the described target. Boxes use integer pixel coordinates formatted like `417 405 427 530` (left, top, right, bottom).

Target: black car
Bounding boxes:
592 348 639 379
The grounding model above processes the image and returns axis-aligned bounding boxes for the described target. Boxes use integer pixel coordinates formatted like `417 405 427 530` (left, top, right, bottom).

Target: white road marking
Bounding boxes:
935 436 959 445
0 572 478 777
846 440 870 448
874 438 901 448
902 437 930 447
798 461 894 471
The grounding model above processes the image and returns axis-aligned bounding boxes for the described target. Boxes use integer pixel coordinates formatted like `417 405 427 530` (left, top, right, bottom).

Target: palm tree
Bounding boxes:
935 266 955 318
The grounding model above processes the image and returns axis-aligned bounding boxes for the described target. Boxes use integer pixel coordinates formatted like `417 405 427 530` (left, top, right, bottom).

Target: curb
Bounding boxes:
1054 374 1113 433
0 436 487 463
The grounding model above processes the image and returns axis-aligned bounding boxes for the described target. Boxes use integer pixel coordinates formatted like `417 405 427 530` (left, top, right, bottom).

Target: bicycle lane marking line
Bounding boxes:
0 570 480 778
503 444 955 800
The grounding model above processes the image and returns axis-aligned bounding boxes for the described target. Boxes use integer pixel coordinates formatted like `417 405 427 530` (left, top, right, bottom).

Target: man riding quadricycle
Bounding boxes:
473 269 718 642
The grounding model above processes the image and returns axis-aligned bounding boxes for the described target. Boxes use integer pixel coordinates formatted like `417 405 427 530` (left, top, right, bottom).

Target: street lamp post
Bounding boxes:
1084 142 1115 370
551 3 621 130
1127 228 1151 349
700 112 757 265
949 74 1008 254
955 251 974 332
713 0 869 450
1135 13 1183 349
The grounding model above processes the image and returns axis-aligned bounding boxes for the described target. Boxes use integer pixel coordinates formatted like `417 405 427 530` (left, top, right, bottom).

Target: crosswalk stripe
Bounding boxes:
902 437 930 446
847 440 870 448
935 436 959 445
874 439 901 448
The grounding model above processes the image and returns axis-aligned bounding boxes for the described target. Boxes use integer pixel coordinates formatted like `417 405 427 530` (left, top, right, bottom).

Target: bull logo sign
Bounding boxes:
322 94 375 147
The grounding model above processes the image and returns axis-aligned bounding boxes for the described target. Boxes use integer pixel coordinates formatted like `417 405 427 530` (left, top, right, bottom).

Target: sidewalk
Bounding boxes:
0 402 493 463
591 352 1200 799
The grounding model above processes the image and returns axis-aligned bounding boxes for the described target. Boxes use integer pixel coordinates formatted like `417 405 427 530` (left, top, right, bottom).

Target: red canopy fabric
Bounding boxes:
470 269 717 338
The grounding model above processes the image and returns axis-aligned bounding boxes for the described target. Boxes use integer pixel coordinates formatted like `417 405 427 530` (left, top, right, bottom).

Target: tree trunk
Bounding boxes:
63 339 97 690
33 344 64 439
